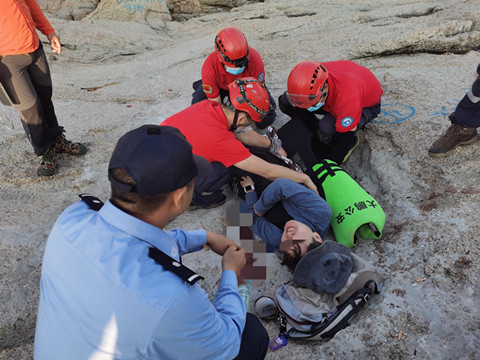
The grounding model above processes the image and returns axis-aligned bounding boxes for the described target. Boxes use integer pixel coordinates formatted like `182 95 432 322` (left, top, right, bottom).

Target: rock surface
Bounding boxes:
36 0 264 21
1 0 479 359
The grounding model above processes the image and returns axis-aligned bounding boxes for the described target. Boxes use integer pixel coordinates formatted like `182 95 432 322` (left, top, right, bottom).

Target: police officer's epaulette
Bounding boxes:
148 247 204 286
79 193 204 286
79 194 104 210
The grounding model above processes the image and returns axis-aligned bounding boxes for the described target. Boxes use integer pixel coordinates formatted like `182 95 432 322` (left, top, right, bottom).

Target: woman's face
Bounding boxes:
280 220 316 259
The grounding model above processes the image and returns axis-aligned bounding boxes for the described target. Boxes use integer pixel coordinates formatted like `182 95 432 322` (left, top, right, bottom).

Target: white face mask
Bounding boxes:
225 65 245 75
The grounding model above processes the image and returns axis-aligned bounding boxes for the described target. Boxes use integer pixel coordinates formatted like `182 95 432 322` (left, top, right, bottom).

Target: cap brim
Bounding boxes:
193 154 213 178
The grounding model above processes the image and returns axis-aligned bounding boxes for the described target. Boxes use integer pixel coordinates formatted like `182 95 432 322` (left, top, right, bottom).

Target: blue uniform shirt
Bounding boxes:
244 178 332 249
34 200 245 360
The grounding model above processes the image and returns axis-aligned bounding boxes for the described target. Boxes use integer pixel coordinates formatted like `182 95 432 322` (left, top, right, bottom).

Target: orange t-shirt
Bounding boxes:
0 0 55 55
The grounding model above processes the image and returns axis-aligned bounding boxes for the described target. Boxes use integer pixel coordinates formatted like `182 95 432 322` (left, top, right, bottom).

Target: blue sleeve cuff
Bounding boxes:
244 192 258 212
185 229 207 253
219 270 239 290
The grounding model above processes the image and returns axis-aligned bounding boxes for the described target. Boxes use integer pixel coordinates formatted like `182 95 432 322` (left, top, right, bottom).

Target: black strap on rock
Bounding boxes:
79 193 204 286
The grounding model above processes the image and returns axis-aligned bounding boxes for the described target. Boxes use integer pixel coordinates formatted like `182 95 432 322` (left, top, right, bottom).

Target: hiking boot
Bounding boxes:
428 124 479 158
37 147 58 176
188 194 226 211
342 135 359 163
55 131 88 155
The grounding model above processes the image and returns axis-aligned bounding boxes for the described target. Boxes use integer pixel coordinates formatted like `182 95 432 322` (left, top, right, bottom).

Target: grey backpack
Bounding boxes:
274 253 384 340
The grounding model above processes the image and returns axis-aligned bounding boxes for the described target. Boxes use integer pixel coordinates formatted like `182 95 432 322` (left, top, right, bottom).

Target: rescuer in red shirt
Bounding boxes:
279 60 383 164
191 27 276 130
163 78 317 209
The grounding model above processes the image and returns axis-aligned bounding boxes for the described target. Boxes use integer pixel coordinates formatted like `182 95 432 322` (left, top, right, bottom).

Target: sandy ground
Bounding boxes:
1 0 479 359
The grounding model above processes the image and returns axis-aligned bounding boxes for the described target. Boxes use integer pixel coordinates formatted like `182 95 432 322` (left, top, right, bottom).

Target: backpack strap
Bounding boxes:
78 194 204 286
363 279 380 294
316 287 373 339
310 281 376 339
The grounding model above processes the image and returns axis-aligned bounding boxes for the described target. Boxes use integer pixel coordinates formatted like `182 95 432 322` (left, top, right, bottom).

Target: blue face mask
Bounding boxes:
225 66 245 75
307 101 324 112
233 124 252 134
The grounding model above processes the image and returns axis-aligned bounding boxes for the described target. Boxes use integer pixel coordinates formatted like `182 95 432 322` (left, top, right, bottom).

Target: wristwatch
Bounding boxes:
243 184 255 193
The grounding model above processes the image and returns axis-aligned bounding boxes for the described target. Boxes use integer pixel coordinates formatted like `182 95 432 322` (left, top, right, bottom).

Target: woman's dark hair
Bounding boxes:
281 239 322 272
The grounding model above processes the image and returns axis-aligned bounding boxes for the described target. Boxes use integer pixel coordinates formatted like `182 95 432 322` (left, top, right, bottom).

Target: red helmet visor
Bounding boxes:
287 82 327 109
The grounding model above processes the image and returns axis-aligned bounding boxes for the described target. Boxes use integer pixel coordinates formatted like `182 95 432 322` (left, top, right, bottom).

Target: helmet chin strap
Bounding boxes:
230 109 240 132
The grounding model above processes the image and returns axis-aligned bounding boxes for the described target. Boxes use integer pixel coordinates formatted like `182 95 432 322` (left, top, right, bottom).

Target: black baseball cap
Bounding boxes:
108 125 212 194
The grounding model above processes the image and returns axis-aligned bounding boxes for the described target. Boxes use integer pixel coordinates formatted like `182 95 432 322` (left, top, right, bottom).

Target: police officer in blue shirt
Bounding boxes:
34 125 269 360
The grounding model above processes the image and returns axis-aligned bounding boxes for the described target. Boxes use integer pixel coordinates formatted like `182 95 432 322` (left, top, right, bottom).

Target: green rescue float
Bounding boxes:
313 159 385 248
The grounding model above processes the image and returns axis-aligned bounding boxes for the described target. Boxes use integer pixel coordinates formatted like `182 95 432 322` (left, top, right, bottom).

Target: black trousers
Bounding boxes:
0 45 61 156
234 313 269 360
193 161 233 207
449 74 480 127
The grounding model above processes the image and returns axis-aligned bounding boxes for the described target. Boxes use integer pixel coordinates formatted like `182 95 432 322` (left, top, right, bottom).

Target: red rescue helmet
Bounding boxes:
215 27 249 68
286 61 329 108
228 77 270 122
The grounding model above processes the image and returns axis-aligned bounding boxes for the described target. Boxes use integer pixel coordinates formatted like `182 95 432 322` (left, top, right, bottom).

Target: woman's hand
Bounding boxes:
240 175 254 188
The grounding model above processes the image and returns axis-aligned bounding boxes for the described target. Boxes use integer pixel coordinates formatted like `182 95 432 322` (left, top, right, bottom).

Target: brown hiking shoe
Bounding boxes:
428 124 479 158
55 131 88 155
37 147 58 176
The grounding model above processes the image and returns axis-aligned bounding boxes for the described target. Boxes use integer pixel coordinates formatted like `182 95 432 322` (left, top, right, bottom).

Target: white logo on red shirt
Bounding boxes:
341 117 353 127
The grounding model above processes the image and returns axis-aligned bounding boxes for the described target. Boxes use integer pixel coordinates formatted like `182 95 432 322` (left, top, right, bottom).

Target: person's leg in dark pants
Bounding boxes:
191 79 207 105
0 50 57 156
0 47 87 175
234 313 269 360
190 162 233 209
358 102 381 129
29 47 62 142
315 112 336 145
